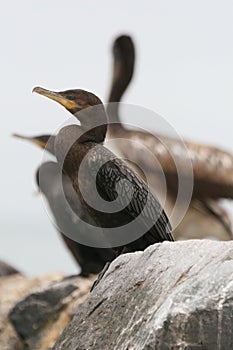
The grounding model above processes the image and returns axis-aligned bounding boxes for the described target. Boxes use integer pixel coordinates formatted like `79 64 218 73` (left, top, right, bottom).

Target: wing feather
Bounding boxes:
96 156 173 244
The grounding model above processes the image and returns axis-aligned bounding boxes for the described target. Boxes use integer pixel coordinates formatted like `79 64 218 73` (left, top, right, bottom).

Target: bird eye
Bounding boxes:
67 95 75 100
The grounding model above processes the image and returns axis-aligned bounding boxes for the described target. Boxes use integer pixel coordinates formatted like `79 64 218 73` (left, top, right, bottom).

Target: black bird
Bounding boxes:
14 134 116 276
106 35 233 241
33 86 173 287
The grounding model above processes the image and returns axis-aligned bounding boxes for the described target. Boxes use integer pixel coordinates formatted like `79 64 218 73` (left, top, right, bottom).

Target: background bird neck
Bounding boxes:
107 61 134 133
107 84 124 134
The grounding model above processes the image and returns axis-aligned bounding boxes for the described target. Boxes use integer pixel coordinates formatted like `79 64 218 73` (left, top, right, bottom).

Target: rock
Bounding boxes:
1 273 94 350
9 275 94 349
52 240 233 350
0 260 20 277
0 274 62 350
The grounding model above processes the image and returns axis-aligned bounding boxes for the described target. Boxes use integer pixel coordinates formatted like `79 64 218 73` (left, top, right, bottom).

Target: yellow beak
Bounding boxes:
12 133 47 149
33 86 78 109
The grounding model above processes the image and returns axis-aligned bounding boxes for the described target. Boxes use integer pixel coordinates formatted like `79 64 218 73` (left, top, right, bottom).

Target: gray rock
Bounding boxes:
52 240 233 350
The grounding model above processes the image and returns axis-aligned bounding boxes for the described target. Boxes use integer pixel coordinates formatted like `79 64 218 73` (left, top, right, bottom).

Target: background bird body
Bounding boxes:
37 161 116 275
106 35 233 240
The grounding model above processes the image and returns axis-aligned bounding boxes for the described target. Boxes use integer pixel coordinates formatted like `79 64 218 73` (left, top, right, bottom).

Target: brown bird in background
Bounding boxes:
13 134 55 155
106 35 233 240
32 86 173 290
13 133 116 276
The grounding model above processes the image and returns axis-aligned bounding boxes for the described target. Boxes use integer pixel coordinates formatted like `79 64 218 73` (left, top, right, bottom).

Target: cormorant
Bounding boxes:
13 134 116 276
106 35 233 240
33 86 174 285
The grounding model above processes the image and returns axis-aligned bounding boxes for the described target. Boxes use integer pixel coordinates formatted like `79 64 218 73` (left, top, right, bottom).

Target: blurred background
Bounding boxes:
1 0 233 275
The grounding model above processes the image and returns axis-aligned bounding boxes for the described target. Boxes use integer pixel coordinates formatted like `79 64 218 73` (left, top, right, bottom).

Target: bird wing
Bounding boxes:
114 130 233 199
95 151 173 243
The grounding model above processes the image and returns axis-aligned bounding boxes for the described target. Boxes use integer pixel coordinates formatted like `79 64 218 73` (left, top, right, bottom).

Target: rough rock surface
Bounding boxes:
53 240 233 350
0 273 94 350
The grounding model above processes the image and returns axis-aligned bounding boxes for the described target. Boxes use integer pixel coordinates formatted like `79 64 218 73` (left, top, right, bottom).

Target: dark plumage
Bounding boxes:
14 133 115 276
107 35 135 131
36 161 116 275
33 86 174 286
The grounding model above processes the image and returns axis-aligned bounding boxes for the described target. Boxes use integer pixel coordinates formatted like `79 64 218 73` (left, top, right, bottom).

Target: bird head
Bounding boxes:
33 87 107 143
33 87 102 114
13 133 55 155
108 34 135 104
113 35 135 72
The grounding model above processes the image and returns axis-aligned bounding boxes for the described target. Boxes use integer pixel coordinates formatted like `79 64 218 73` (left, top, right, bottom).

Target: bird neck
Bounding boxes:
107 85 124 135
107 62 133 134
74 107 107 143
107 75 125 126
78 125 107 143
108 57 133 104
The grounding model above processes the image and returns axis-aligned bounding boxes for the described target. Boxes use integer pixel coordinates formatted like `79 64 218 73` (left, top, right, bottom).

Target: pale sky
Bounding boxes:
1 0 233 275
